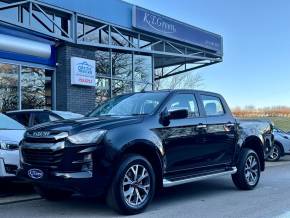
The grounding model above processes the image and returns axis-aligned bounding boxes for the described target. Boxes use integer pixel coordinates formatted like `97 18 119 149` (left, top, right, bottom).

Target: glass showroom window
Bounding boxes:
96 50 110 76
0 63 19 112
133 54 153 92
21 66 53 110
96 77 110 106
112 80 132 97
112 51 132 80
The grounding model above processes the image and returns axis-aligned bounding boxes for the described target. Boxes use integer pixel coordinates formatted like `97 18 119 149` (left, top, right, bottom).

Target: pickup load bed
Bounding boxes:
17 90 274 215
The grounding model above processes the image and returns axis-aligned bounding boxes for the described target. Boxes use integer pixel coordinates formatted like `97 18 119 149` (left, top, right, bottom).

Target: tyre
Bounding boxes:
268 144 282 162
106 154 156 215
34 186 72 201
232 148 261 190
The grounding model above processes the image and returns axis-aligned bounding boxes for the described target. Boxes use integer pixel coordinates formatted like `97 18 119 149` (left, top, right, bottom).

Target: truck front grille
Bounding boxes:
22 148 64 168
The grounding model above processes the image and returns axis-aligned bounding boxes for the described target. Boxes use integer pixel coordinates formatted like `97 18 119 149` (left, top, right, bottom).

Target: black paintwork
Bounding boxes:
17 90 274 196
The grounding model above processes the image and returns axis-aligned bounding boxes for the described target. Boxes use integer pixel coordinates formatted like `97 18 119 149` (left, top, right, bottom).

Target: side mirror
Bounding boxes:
160 108 189 126
168 108 189 120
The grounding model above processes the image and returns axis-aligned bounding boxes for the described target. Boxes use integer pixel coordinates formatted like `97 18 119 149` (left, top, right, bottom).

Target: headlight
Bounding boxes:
0 141 19 150
67 130 107 145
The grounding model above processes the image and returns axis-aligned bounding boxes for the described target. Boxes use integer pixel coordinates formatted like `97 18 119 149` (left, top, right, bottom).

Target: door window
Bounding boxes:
166 94 199 117
0 114 25 130
8 113 30 127
201 95 225 116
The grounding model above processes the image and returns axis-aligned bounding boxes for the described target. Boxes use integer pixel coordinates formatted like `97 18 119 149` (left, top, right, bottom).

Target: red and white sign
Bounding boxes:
71 57 96 87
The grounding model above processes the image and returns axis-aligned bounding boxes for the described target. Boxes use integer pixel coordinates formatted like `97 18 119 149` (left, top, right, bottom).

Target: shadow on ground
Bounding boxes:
27 177 236 217
0 180 34 197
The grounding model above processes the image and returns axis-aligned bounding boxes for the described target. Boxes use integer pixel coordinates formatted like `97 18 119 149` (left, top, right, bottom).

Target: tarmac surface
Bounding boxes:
1 157 290 218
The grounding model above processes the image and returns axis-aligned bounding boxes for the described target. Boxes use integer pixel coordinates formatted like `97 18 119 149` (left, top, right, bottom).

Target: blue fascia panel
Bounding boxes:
36 0 133 29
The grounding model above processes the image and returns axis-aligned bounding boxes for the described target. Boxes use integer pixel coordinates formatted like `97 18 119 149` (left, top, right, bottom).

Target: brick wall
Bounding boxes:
55 44 96 115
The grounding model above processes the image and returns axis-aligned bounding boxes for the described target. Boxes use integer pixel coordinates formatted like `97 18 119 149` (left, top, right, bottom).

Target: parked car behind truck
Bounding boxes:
0 114 26 177
0 110 83 179
5 109 83 127
17 90 273 215
268 127 290 161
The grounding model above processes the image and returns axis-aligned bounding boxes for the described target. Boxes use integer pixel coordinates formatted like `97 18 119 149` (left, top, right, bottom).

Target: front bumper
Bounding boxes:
17 165 107 196
17 140 113 197
0 149 19 177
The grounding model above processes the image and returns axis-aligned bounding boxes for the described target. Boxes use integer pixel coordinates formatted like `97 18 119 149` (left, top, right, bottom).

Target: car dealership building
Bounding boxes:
0 0 223 114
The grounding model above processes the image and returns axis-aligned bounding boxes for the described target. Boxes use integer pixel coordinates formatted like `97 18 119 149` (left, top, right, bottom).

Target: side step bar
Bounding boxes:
163 167 237 188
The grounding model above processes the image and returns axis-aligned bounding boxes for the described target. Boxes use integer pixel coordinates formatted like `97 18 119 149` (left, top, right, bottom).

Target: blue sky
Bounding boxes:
125 0 290 108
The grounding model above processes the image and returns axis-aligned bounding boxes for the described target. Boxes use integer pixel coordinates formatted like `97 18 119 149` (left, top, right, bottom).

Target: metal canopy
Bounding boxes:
0 0 223 80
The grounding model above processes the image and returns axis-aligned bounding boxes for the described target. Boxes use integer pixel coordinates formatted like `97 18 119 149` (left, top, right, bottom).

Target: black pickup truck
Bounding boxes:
17 90 273 215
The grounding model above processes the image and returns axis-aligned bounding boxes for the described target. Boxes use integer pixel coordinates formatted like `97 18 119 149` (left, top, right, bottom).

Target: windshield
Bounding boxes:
0 113 25 130
87 92 168 117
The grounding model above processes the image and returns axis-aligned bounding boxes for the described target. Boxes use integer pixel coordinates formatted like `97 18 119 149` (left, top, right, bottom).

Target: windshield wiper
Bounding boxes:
131 113 149 116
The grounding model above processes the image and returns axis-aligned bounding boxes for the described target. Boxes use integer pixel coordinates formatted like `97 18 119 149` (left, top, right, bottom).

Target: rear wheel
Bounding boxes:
268 144 282 162
34 186 72 201
106 154 155 215
232 148 261 190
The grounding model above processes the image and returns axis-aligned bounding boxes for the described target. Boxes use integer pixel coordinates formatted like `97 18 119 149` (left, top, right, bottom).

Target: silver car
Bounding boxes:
268 127 290 161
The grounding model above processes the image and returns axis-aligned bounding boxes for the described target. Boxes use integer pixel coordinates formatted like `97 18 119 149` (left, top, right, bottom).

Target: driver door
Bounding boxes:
159 93 207 173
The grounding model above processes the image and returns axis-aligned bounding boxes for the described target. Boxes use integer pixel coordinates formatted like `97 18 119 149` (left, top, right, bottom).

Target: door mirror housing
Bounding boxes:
168 108 189 120
160 108 189 126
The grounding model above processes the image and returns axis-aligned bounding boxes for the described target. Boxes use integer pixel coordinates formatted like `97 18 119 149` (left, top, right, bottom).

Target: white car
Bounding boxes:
5 109 83 128
268 127 290 161
0 113 26 178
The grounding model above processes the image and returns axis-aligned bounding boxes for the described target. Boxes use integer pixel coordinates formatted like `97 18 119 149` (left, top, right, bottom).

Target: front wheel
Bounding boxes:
232 148 261 190
106 154 156 215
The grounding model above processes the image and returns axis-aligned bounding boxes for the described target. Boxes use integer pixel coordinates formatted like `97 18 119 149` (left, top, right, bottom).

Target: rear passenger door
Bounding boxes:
198 94 237 166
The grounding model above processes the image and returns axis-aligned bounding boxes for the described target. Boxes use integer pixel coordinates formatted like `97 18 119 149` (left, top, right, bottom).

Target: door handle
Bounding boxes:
196 124 207 129
225 123 235 128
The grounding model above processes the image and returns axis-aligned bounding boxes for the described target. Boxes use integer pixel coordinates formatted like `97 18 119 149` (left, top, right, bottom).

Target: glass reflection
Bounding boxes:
96 50 110 76
0 63 19 112
96 77 110 106
112 51 132 80
21 67 52 109
112 80 132 97
134 55 152 83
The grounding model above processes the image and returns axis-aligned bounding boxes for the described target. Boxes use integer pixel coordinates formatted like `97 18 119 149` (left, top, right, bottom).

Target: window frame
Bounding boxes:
200 94 226 117
164 93 200 119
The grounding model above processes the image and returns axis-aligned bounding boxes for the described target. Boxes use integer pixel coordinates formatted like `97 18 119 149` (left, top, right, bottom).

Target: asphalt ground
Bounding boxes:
0 157 290 218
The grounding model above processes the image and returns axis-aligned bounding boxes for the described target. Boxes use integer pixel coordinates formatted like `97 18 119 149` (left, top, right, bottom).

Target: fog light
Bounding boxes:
82 154 93 171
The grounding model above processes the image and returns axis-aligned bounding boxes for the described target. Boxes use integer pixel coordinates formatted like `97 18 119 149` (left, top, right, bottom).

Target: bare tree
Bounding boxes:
155 71 204 90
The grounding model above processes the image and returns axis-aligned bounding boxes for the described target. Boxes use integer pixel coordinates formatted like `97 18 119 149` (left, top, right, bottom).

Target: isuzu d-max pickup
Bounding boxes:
17 90 273 215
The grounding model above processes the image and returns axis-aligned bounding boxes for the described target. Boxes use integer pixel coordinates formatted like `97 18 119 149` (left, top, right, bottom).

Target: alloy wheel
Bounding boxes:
269 145 279 160
244 155 259 186
122 164 151 208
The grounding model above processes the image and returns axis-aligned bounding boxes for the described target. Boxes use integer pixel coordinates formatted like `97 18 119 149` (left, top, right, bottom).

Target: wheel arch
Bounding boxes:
117 142 164 190
242 136 265 171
